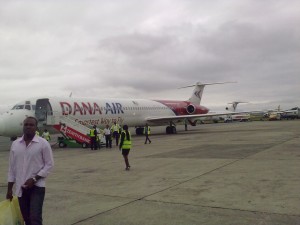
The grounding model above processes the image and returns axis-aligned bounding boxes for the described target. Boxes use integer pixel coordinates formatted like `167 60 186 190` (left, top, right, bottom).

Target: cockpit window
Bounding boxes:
12 105 24 110
12 104 33 110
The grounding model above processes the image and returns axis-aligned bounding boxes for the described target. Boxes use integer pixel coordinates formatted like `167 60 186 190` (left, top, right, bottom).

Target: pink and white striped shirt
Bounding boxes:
7 135 54 197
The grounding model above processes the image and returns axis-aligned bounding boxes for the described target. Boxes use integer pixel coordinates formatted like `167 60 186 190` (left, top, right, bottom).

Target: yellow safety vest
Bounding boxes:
121 131 131 150
35 131 40 136
42 132 51 141
111 124 120 133
144 126 150 135
90 129 96 137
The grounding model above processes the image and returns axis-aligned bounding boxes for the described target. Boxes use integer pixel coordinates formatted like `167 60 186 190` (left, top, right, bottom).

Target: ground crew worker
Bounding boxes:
89 125 98 150
42 129 51 141
144 123 151 144
119 125 131 170
111 121 121 146
35 129 40 136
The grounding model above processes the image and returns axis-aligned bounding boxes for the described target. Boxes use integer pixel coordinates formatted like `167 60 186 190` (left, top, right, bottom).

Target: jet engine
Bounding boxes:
186 104 196 114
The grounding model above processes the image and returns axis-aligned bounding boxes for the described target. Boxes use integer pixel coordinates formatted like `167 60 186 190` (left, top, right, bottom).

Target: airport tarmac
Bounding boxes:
0 120 300 225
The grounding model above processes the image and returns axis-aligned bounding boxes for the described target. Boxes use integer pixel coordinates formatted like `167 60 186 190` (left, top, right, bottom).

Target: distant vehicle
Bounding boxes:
224 101 250 122
264 106 299 121
281 107 300 120
249 111 266 121
268 112 282 121
205 101 249 123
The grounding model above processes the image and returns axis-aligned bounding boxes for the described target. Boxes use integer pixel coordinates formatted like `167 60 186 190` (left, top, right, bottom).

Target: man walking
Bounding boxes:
6 116 54 225
144 123 151 144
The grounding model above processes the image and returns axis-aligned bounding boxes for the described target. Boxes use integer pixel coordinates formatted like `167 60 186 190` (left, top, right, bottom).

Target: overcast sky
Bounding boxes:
0 0 299 112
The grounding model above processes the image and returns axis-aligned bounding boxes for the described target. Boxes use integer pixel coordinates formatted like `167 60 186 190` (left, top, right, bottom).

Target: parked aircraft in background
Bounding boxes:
206 101 250 123
225 102 250 122
267 106 300 121
0 81 246 141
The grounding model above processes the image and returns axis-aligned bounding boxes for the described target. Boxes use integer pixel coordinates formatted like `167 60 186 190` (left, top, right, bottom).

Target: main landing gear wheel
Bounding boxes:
135 127 144 135
166 126 176 134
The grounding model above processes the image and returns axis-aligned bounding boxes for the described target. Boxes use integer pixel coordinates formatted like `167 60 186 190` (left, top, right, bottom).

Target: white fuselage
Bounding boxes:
48 97 176 128
0 97 183 138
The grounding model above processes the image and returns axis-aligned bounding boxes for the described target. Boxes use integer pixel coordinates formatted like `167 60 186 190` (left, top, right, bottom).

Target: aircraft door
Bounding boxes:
35 99 53 122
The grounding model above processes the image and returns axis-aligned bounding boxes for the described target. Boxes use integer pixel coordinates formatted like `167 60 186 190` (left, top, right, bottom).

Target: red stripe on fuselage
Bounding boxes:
154 100 209 115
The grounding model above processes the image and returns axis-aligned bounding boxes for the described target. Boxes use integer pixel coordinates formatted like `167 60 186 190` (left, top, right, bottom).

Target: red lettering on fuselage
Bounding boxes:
60 102 102 115
93 103 101 115
74 102 83 115
82 102 93 115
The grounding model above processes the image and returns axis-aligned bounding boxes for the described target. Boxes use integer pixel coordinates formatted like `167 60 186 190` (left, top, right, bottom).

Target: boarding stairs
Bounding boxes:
47 112 92 146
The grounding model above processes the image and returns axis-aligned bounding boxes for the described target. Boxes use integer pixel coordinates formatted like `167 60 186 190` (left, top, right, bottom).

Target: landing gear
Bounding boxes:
166 125 176 134
135 127 144 135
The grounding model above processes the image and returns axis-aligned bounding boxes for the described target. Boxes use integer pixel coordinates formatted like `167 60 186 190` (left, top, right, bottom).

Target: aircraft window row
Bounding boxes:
98 106 168 111
122 106 168 110
75 106 169 111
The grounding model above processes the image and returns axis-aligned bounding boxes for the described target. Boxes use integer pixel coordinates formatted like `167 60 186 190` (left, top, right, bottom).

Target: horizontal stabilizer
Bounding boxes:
178 81 237 105
178 81 237 89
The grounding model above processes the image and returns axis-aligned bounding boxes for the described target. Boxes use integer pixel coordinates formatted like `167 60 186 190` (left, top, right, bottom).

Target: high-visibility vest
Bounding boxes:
121 131 131 150
111 124 120 133
35 131 40 136
42 132 51 141
90 129 96 137
144 126 150 135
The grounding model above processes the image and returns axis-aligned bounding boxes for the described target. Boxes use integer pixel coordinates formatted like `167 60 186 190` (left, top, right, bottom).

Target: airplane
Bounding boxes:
0 104 12 114
224 101 250 122
281 107 300 119
0 82 245 142
204 101 250 123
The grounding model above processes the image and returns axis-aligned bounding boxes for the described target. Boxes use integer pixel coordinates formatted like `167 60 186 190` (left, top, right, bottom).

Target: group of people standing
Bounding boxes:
34 128 51 142
89 121 122 150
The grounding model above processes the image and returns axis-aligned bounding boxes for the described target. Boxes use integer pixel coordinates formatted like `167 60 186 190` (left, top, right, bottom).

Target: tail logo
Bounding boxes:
194 90 202 99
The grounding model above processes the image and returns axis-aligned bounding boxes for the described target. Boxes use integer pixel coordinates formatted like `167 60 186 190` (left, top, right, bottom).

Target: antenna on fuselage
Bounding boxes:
179 81 237 105
69 92 72 98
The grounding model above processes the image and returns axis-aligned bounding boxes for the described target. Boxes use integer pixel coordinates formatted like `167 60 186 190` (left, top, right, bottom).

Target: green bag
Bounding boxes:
0 197 24 225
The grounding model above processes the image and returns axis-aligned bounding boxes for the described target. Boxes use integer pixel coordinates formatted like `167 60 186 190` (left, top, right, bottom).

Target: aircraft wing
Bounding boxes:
146 111 249 123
